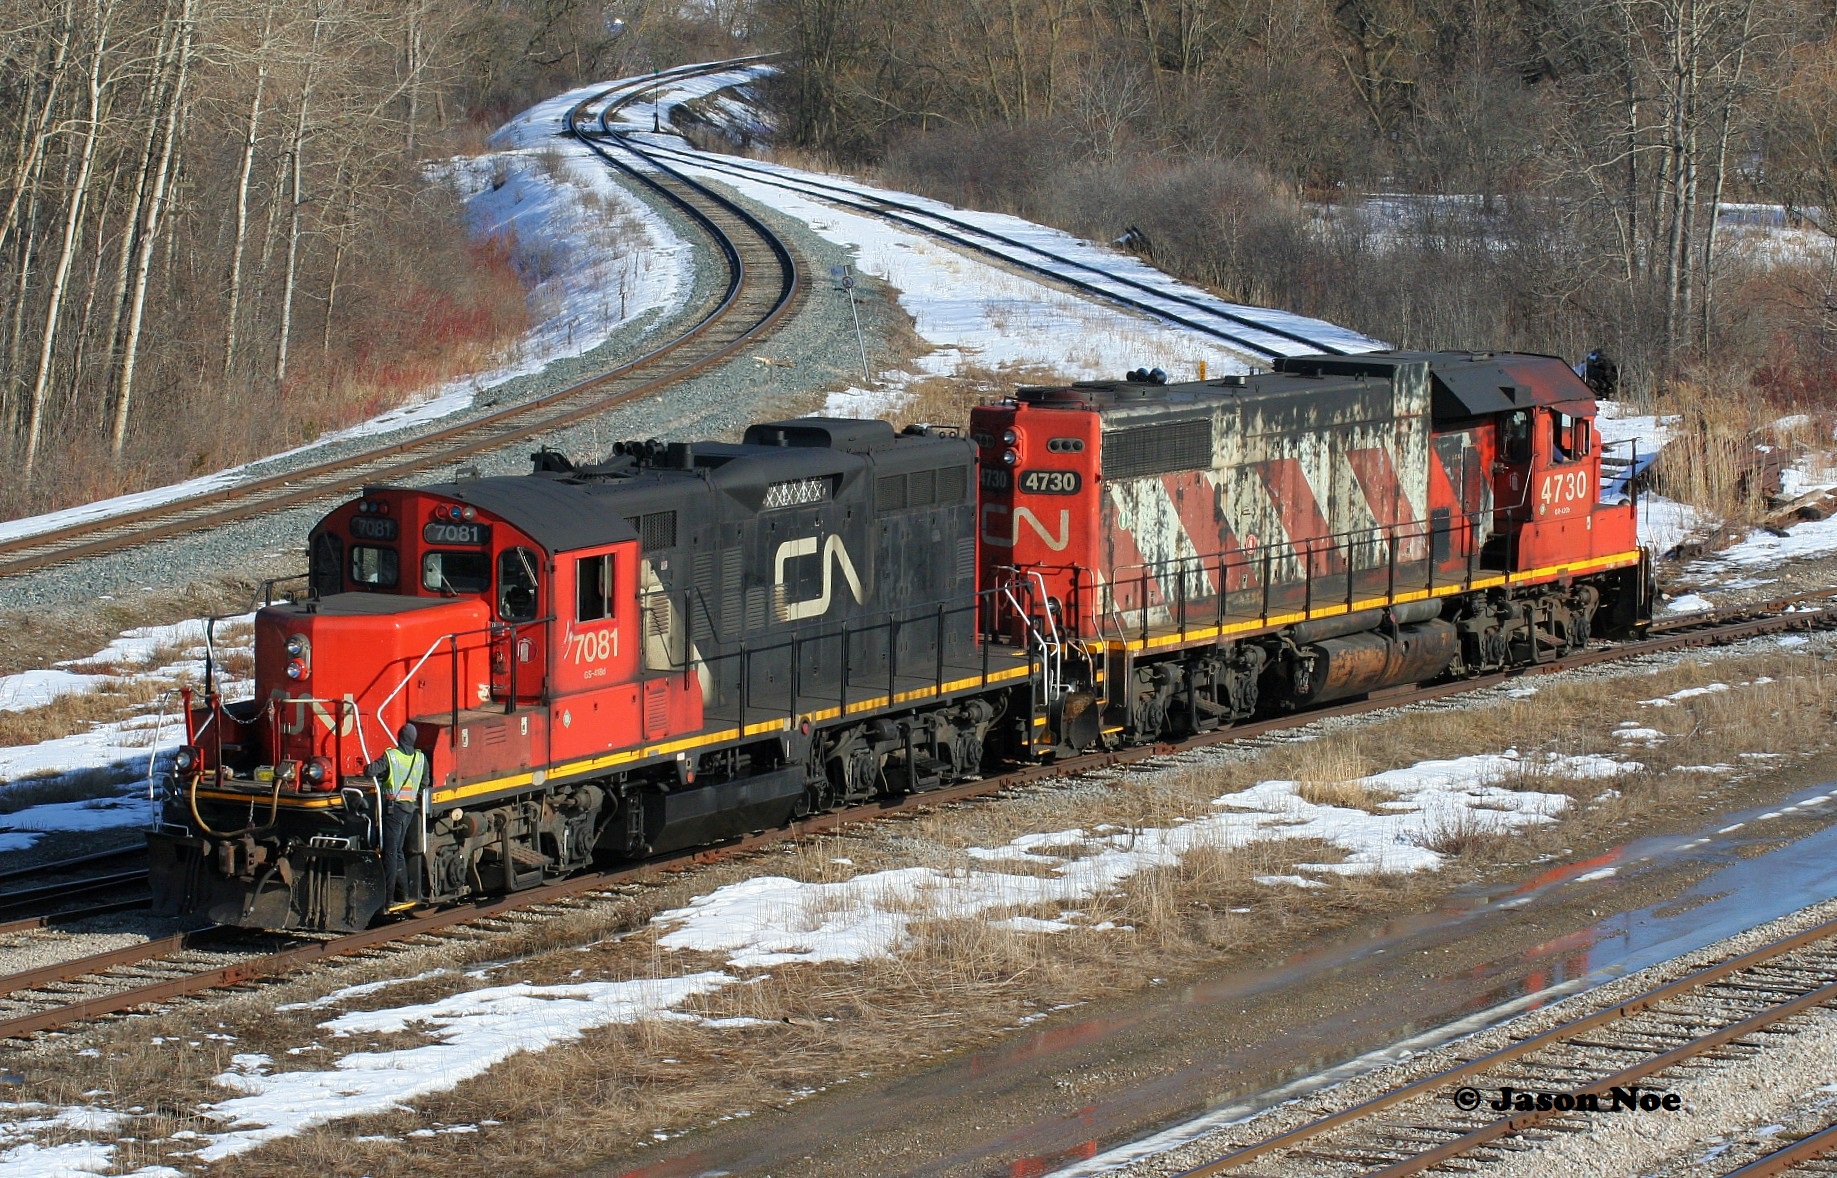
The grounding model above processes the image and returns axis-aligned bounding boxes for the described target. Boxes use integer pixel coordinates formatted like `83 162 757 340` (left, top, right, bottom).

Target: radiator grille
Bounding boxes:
1105 419 1213 479
624 511 678 550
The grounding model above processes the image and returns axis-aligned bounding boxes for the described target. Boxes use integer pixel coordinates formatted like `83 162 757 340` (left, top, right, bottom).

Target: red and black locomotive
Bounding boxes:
149 351 1649 931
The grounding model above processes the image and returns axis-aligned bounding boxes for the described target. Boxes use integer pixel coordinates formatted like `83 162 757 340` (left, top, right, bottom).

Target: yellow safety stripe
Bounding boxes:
194 788 341 807
1106 550 1643 654
426 662 1036 806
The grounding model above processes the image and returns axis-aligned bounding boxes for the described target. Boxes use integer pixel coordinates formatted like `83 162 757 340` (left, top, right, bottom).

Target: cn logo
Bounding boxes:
275 691 357 735
773 535 866 621
979 504 1070 551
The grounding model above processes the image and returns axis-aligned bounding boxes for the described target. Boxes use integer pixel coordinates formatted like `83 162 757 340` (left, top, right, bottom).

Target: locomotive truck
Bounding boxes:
149 351 1649 931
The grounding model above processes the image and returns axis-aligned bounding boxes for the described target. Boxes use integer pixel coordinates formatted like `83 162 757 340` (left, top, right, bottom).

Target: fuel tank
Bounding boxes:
1285 619 1460 707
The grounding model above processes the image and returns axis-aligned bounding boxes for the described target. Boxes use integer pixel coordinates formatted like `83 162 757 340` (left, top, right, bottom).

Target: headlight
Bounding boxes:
284 634 310 659
1002 449 1020 467
173 746 196 772
304 758 330 788
285 658 308 680
1002 428 1019 446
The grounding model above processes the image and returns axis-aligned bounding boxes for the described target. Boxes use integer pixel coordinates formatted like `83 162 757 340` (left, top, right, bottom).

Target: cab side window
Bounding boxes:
498 548 540 622
577 554 614 622
1502 410 1532 463
1550 412 1575 464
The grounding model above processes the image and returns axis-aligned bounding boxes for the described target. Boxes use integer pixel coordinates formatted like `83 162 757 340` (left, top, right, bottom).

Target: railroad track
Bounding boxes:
1728 1125 1837 1175
0 845 150 931
605 96 1373 364
0 59 798 581
4 597 1832 1044
1175 917 1837 1177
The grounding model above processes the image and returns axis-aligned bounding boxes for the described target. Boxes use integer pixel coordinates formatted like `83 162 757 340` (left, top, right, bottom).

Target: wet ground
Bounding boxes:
598 756 1837 1178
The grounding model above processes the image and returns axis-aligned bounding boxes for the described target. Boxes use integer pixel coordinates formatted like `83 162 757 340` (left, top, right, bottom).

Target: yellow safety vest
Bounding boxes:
383 747 427 804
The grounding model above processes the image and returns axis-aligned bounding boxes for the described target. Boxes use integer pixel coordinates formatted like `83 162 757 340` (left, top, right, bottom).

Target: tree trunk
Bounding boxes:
277 20 321 389
223 3 275 380
103 9 177 374
1699 0 1754 349
113 0 193 461
25 0 111 475
0 0 75 268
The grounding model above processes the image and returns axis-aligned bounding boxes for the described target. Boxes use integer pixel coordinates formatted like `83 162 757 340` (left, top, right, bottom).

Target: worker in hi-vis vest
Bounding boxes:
366 724 427 906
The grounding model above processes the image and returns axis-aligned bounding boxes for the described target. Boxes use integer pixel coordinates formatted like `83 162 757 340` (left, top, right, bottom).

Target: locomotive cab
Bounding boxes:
151 482 641 930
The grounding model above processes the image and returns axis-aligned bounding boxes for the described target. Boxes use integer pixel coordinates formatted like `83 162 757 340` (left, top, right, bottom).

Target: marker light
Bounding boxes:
173 746 197 772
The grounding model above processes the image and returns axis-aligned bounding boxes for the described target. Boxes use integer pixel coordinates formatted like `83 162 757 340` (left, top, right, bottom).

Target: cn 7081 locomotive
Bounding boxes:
149 351 1648 931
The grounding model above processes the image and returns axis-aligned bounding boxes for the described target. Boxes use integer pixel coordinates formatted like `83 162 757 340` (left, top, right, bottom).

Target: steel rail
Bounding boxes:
0 60 798 581
1177 896 1837 1175
621 133 1356 361
1724 1122 1837 1176
0 870 148 919
0 899 151 936
0 926 240 1001
3 600 1831 1041
0 844 144 886
1371 973 1837 1174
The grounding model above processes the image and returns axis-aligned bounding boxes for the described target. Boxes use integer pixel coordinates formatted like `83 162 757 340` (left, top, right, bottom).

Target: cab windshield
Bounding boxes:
422 550 490 595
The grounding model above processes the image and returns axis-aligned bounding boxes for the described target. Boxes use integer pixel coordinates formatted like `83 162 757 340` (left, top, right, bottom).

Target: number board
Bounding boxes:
1536 467 1594 518
1018 469 1081 495
350 516 397 541
979 467 1011 491
423 521 492 546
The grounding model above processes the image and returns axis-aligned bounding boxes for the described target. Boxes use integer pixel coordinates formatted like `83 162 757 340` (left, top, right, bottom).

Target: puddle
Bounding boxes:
1046 780 1837 1177
608 782 1837 1178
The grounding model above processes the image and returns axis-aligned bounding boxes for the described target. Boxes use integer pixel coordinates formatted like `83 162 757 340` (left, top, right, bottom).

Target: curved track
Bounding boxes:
0 60 798 581
3 598 1832 1042
605 107 1367 363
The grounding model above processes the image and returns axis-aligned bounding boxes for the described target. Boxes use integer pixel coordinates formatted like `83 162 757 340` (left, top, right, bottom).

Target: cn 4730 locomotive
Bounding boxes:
149 351 1649 931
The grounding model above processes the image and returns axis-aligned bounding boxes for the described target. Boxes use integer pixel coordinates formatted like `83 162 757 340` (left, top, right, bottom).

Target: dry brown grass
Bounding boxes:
14 644 1835 1176
1281 735 1400 811
0 578 264 679
1651 376 1786 530
889 361 1068 428
0 617 252 752
0 765 137 811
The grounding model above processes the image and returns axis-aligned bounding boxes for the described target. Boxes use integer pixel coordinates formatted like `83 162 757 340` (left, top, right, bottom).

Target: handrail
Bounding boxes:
145 692 173 800
374 632 458 729
1003 503 1516 643
258 572 310 607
